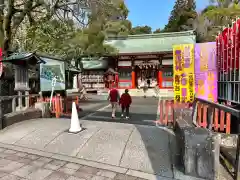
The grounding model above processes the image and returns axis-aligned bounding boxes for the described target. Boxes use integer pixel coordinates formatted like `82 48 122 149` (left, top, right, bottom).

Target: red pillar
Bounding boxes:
158 71 162 88
131 71 136 88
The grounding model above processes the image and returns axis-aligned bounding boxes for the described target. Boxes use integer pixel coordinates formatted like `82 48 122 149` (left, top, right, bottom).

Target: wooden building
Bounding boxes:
105 30 196 90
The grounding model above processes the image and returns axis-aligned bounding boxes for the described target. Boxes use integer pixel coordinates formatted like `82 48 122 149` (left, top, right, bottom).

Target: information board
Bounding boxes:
194 42 217 102
173 44 195 103
40 57 65 92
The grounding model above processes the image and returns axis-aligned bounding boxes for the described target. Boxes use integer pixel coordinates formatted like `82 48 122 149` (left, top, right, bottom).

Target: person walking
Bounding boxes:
154 83 159 98
143 80 148 98
119 89 132 119
147 78 151 88
107 85 120 118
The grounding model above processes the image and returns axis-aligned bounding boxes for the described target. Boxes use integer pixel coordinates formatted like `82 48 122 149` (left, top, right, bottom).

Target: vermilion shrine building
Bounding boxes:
105 30 196 90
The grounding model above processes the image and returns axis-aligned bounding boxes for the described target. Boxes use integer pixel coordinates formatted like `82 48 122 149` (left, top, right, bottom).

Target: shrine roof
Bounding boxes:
105 30 196 54
3 52 45 65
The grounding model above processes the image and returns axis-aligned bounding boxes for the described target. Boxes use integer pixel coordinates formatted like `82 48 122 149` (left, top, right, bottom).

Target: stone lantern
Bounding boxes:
3 52 45 110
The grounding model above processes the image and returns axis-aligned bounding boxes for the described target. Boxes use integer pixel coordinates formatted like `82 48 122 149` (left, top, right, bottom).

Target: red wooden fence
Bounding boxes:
155 99 232 134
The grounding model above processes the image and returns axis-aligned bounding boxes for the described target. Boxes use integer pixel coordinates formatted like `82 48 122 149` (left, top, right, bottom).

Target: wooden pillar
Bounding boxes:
158 57 163 88
131 71 136 89
131 57 136 89
158 70 162 88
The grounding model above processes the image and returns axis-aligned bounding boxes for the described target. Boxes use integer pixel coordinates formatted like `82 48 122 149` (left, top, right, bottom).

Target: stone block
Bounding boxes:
3 108 42 127
26 168 53 180
175 118 221 179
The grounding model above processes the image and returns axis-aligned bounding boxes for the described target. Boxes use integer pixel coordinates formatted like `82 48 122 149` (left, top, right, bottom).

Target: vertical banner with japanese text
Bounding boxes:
173 44 195 103
194 42 217 102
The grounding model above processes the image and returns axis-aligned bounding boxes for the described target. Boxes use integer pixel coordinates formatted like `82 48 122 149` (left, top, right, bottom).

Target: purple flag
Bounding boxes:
195 42 217 102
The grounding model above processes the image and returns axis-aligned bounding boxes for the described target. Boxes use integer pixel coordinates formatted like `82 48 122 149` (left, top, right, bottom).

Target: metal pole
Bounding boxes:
49 76 57 109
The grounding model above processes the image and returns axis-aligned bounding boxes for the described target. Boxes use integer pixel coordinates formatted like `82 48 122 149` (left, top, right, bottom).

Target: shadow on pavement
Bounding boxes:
132 125 176 178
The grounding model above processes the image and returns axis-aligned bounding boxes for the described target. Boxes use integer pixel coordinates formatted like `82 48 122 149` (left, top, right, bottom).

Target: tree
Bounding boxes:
25 20 78 59
163 0 197 32
203 0 240 25
23 0 131 58
153 28 161 33
104 1 132 37
0 0 125 56
193 0 240 42
130 25 152 35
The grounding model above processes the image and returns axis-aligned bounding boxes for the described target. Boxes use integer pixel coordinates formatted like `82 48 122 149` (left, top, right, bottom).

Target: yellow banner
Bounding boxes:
173 44 195 103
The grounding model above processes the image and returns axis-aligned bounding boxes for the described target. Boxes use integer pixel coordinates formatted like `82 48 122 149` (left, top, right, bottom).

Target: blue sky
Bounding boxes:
125 0 210 30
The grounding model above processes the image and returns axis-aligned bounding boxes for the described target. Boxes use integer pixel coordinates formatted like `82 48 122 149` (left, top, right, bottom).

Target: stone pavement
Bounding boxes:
0 95 232 180
82 97 159 126
0 147 145 180
0 118 178 180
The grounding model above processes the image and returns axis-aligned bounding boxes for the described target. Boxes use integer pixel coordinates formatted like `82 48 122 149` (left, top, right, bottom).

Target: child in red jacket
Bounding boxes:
119 89 132 119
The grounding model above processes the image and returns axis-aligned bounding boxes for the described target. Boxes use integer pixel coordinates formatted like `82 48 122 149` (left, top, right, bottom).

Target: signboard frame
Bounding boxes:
40 57 66 92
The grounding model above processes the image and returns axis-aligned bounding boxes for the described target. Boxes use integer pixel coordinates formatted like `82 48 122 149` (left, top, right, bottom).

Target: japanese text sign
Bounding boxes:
194 42 217 102
173 44 195 103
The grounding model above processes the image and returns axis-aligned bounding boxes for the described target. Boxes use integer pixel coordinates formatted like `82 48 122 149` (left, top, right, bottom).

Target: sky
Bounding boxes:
125 0 210 31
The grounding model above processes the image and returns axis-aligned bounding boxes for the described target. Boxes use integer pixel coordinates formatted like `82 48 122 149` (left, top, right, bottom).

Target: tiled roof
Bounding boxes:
105 30 196 54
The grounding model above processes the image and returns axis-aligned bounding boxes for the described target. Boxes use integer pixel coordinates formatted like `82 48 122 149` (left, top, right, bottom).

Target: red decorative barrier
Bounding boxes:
155 100 188 126
155 100 232 134
37 95 80 118
196 103 231 134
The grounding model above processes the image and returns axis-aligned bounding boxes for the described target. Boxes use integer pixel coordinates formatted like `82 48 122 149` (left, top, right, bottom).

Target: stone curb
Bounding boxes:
0 142 170 180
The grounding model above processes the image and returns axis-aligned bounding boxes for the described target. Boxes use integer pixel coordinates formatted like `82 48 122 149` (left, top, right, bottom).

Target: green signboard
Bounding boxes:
40 57 65 91
82 60 108 70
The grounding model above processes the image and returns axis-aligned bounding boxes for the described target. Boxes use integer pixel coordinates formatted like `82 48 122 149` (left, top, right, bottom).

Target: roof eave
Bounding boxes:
107 30 195 40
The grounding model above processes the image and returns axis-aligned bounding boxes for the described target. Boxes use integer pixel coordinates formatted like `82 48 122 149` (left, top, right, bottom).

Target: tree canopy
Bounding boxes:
7 0 239 58
153 28 161 33
163 0 240 42
1 0 130 57
130 25 152 35
163 0 197 32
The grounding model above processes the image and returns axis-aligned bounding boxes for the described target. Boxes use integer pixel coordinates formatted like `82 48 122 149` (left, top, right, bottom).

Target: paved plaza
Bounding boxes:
0 118 177 180
0 96 232 180
0 147 147 180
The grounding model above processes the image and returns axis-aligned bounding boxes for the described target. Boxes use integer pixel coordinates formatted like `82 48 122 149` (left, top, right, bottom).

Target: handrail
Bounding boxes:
196 97 240 118
0 94 40 101
195 97 240 180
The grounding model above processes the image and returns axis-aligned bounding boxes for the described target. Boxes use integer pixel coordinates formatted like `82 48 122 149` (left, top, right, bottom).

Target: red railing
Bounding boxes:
155 99 190 127
37 94 81 118
155 98 232 134
196 102 231 134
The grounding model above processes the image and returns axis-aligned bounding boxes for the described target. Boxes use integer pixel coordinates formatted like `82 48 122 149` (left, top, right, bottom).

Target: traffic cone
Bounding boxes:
69 102 82 133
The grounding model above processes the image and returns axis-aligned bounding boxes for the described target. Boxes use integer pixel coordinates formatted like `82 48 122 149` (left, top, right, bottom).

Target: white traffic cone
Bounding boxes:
69 102 82 133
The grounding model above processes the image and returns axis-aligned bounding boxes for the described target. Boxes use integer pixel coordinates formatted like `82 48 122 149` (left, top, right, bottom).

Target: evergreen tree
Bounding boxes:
163 0 197 32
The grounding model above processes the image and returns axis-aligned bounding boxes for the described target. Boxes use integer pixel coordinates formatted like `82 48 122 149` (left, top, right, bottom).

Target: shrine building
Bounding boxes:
105 30 196 90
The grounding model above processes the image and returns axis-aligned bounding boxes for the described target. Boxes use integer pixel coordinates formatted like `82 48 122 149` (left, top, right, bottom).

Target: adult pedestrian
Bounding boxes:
154 83 159 98
107 84 120 118
119 89 132 119
143 80 148 98
147 78 150 88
